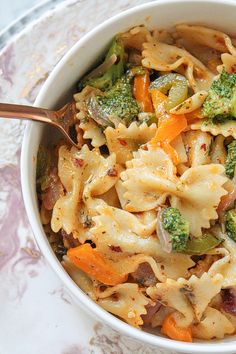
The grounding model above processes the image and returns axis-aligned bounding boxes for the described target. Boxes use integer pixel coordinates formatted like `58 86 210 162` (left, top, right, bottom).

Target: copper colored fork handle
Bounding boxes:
0 102 54 123
0 102 78 148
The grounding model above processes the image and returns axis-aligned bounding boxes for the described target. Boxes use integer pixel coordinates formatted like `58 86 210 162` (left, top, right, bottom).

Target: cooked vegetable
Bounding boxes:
36 145 52 192
36 145 51 188
225 140 236 179
79 35 125 90
161 313 193 342
133 72 154 112
138 112 158 125
150 114 187 145
202 71 236 123
162 141 180 165
218 185 236 215
87 74 140 127
184 234 222 255
221 288 236 316
160 207 221 254
162 207 190 252
149 89 167 119
225 208 236 241
128 65 146 76
149 73 188 111
67 243 128 286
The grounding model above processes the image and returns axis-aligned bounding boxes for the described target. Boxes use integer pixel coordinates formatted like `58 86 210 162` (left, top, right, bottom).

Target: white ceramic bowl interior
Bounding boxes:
21 1 236 352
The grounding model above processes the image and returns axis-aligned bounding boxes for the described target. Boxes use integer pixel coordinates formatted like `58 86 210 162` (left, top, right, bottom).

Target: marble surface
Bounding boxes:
0 0 174 353
0 0 42 31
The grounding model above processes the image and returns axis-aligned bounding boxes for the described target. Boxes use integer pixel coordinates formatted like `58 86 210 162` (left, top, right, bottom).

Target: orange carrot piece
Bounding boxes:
162 141 180 165
133 73 154 112
185 107 203 123
67 244 128 286
162 314 193 342
150 89 167 118
150 114 187 146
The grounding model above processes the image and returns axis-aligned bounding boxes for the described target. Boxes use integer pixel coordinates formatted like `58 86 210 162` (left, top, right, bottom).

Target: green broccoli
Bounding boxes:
162 207 190 252
202 71 236 123
225 140 236 179
225 208 236 241
87 74 140 127
79 35 125 91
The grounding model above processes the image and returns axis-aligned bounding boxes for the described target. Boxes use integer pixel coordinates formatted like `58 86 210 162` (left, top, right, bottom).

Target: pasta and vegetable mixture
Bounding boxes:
37 24 236 342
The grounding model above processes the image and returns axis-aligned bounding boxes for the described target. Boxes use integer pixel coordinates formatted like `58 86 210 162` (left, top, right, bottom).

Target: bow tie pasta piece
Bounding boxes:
192 307 234 339
51 146 83 234
80 146 120 201
74 86 106 147
51 145 120 234
219 53 236 74
182 130 213 167
208 236 236 287
120 149 227 235
175 24 236 54
142 38 214 92
191 120 236 139
119 147 176 212
79 118 106 147
171 165 228 236
126 146 176 174
90 210 195 279
91 204 156 239
210 135 227 165
62 256 96 300
158 253 194 280
147 278 194 327
104 122 157 165
147 273 223 328
178 273 223 322
96 283 150 328
113 254 166 283
91 222 163 258
175 24 236 74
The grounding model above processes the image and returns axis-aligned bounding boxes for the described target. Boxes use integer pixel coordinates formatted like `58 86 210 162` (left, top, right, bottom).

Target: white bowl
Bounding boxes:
21 0 236 352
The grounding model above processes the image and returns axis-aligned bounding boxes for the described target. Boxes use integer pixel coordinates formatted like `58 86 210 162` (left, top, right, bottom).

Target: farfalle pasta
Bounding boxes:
37 24 236 342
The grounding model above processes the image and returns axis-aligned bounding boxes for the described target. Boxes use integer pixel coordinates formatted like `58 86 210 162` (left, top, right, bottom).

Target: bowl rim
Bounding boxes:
21 0 236 352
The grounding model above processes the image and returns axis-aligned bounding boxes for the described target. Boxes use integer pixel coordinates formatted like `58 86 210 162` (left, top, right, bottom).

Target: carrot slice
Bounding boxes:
150 114 187 146
67 243 128 286
149 89 167 118
161 314 193 342
185 107 203 124
162 141 180 165
133 73 154 112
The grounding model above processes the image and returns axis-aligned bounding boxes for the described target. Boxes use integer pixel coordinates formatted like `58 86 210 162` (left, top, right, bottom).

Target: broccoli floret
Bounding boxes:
225 208 236 241
97 75 139 124
225 140 236 179
202 71 236 123
162 207 190 252
87 74 140 127
79 36 125 91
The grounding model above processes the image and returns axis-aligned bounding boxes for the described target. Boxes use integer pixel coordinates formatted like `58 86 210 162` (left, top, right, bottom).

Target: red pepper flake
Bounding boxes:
109 245 122 252
117 138 127 146
200 143 207 151
141 145 148 151
107 168 118 177
73 158 84 167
